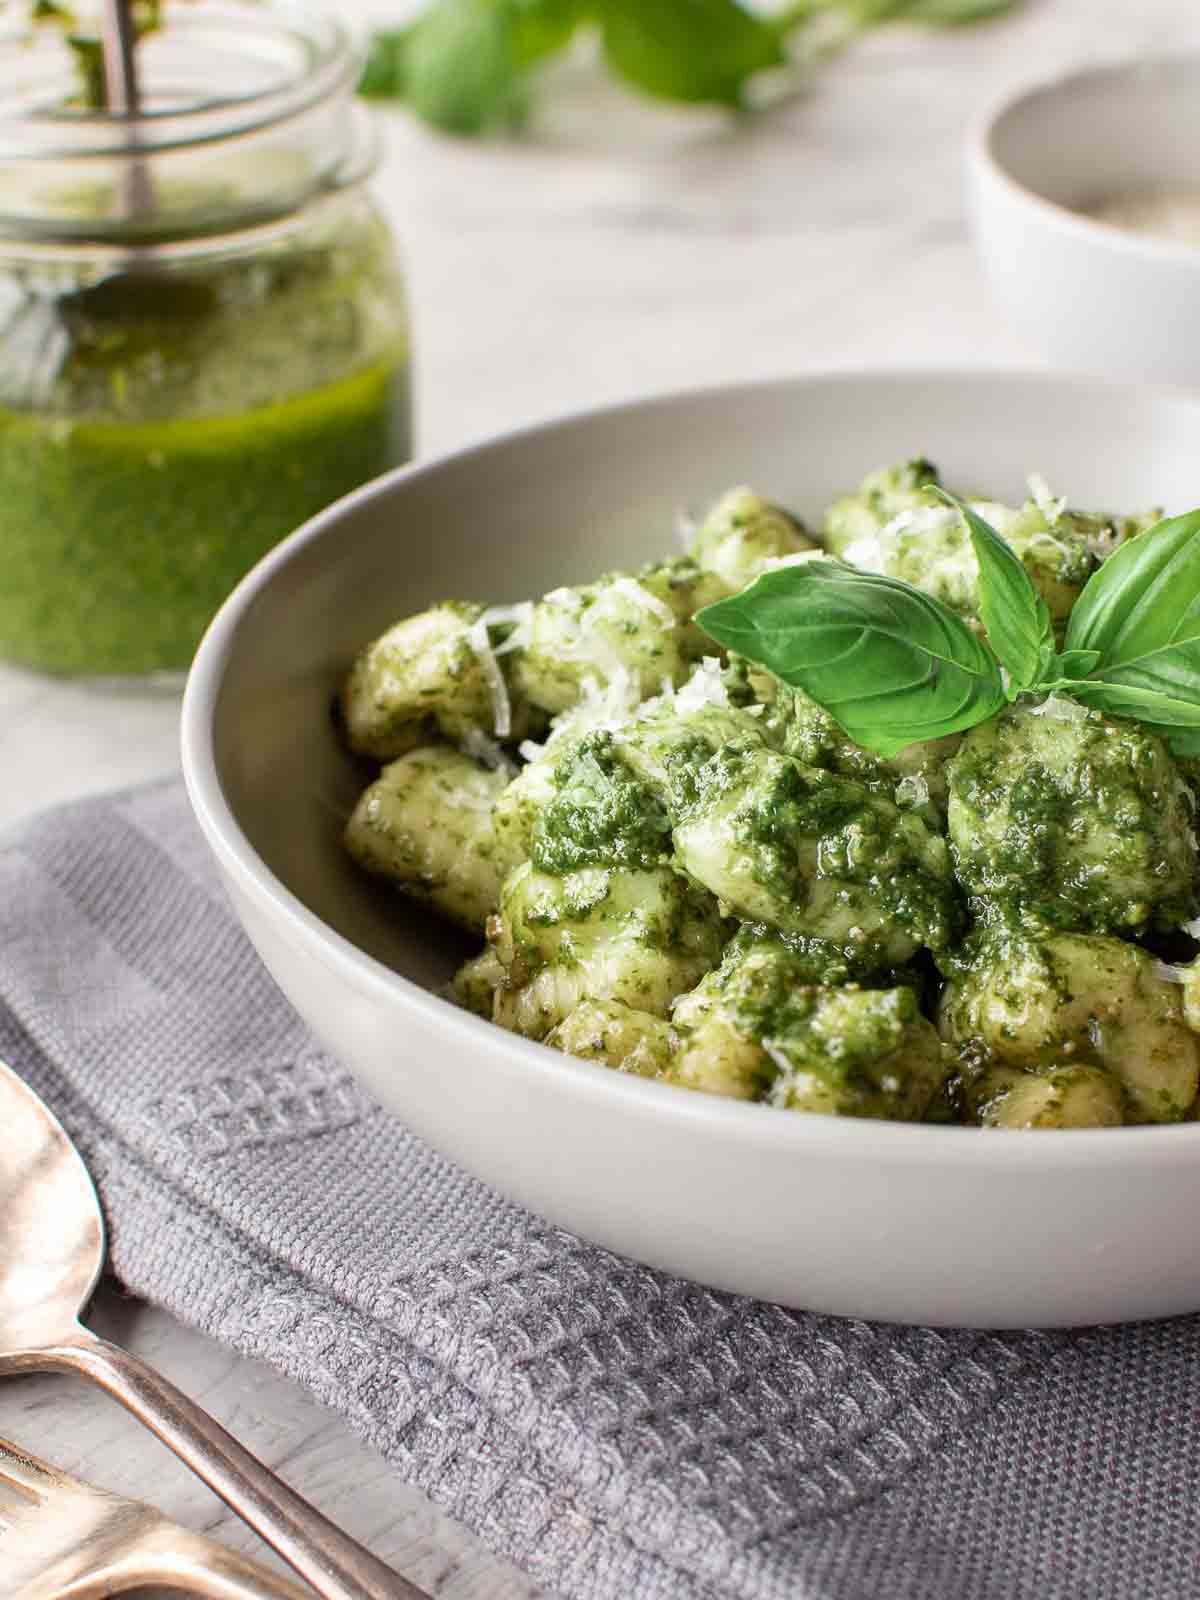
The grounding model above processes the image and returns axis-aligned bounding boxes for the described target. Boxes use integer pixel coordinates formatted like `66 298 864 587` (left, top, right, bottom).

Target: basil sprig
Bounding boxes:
697 497 1200 757
360 0 1023 135
1060 509 1200 730
929 487 1054 695
694 557 1006 758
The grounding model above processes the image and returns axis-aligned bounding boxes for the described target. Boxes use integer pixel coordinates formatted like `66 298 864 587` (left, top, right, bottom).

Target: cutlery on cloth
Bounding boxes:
0 1057 427 1600
0 1431 313 1599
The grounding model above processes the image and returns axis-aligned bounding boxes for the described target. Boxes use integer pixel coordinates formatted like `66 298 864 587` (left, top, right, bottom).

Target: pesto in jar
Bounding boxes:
0 202 410 675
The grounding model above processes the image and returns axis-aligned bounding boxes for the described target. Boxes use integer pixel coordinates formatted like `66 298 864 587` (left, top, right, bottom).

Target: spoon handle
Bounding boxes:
38 1329 427 1600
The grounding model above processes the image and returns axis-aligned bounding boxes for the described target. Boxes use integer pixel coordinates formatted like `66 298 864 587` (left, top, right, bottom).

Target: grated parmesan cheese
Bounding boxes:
1021 526 1076 559
604 577 677 629
767 549 826 570
1151 960 1190 986
467 613 513 739
895 774 930 808
842 535 888 572
1028 693 1088 723
673 657 731 715
762 1038 794 1076
887 505 957 540
482 601 534 656
1027 472 1065 526
1085 524 1120 562
569 664 643 734
460 725 518 776
843 506 957 577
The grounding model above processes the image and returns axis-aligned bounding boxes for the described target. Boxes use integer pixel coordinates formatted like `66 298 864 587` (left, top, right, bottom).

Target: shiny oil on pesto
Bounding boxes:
340 462 1200 1130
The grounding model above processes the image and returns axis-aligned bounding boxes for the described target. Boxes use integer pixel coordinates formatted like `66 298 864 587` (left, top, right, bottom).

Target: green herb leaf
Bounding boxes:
1050 648 1101 679
931 486 1054 696
697 559 1007 758
374 0 535 132
599 0 785 108
512 0 585 64
359 27 413 98
1063 682 1200 762
360 0 1024 130
877 0 1018 21
1063 509 1200 708
1063 680 1200 728
360 0 581 115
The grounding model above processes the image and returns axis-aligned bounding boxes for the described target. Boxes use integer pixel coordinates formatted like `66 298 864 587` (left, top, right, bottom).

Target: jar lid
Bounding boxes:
0 1 370 244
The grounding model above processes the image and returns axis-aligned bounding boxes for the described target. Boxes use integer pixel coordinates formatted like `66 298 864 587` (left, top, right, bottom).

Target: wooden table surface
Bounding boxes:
2 1 1195 1592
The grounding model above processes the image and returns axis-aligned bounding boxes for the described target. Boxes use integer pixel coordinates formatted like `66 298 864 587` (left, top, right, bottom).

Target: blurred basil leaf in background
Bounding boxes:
20 0 1019 126
359 0 1023 133
600 0 785 108
360 0 584 131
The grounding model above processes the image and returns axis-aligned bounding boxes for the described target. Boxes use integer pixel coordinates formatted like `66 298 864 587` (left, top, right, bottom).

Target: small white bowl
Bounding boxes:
183 369 1200 1330
968 57 1200 384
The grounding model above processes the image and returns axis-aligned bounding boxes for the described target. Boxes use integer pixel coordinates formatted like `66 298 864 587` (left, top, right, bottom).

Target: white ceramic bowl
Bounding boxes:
182 369 1200 1330
968 57 1200 384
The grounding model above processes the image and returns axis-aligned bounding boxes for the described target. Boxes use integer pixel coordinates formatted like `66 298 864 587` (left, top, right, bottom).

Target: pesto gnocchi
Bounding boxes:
339 466 1200 1129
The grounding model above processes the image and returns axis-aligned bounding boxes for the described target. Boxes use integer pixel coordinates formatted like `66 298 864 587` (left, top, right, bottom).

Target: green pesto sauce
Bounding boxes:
703 746 961 954
532 732 671 874
0 220 410 675
659 730 739 814
947 708 1197 935
720 951 824 1040
711 929 934 1116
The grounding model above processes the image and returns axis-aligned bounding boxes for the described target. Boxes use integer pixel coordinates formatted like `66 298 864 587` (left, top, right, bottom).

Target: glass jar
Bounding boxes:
0 2 411 678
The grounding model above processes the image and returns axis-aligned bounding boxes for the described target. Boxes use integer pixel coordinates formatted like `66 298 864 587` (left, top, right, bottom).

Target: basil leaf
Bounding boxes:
697 560 1006 758
511 0 585 64
1051 648 1101 679
931 486 1053 695
360 27 412 97
881 0 1018 20
383 0 534 132
1064 509 1200 704
838 0 1015 21
599 0 785 108
362 0 1024 131
1065 679 1200 728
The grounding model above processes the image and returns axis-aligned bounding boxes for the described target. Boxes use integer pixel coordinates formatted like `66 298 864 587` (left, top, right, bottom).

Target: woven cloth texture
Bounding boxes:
1 780 1198 1600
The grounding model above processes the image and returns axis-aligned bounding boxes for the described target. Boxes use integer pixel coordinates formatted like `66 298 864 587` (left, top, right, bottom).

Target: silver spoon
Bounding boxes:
99 0 155 218
0 1057 426 1600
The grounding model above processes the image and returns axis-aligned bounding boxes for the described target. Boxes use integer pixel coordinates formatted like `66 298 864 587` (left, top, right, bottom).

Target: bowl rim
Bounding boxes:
180 364 1200 1172
966 52 1200 266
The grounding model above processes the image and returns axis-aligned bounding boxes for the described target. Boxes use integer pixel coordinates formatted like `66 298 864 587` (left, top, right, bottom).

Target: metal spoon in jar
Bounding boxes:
99 0 155 218
0 1057 425 1600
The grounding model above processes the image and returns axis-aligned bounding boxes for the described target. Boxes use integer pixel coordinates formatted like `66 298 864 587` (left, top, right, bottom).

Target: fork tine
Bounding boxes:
0 1434 63 1498
0 1432 315 1599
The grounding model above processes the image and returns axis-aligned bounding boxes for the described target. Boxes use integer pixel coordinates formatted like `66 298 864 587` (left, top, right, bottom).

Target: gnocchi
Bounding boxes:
338 465 1200 1128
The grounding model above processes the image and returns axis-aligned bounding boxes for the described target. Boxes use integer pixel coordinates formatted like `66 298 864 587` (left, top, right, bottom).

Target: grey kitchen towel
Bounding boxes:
2 780 1199 1600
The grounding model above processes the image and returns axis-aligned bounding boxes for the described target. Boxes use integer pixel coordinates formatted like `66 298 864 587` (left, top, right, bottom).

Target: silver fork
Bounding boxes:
0 1433 313 1599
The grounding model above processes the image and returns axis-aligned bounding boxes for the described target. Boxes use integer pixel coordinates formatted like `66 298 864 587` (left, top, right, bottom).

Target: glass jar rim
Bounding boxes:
0 2 374 245
0 1 359 161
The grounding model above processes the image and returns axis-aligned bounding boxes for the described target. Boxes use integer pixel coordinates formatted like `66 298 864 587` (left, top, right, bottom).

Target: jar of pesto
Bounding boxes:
0 2 411 678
